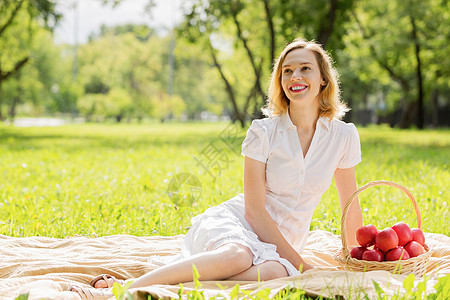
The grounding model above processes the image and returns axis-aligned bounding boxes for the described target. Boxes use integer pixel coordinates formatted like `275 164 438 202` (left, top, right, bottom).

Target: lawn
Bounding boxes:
0 122 448 238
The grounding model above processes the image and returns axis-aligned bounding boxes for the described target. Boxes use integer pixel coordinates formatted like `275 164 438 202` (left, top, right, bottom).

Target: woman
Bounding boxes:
71 37 363 296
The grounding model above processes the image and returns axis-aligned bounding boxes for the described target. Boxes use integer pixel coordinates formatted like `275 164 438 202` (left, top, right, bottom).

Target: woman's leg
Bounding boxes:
94 243 253 289
226 261 288 281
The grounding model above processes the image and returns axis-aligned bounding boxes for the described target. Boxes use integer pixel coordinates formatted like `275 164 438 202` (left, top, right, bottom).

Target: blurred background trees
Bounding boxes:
0 0 448 128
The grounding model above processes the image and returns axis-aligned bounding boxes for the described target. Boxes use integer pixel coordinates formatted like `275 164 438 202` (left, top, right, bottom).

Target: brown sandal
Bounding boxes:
90 274 125 288
68 285 113 300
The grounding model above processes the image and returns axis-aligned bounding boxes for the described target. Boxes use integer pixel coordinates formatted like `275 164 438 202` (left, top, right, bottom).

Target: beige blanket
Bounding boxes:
0 230 448 299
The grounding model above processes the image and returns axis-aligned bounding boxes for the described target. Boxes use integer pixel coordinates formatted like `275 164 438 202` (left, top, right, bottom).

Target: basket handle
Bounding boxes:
341 180 422 257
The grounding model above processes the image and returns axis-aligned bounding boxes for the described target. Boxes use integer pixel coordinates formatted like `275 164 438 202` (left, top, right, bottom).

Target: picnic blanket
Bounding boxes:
0 230 448 299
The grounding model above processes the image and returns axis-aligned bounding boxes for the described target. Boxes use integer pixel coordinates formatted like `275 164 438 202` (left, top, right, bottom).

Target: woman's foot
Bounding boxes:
90 274 125 288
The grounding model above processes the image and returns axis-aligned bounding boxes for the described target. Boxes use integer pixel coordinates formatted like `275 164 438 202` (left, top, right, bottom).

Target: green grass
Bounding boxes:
0 122 448 238
1 122 449 299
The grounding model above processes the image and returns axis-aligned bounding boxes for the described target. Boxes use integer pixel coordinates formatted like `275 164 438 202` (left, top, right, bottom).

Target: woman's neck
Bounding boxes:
288 104 319 130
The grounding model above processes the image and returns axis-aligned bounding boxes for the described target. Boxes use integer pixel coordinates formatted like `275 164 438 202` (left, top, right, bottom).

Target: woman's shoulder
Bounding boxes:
249 115 279 132
327 118 358 136
327 119 359 139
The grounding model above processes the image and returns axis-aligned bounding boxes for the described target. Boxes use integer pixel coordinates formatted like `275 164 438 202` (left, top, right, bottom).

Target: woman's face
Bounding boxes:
281 48 323 105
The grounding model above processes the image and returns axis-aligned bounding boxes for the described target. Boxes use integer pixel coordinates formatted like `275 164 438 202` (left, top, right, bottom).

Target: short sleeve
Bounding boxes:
241 119 270 163
337 123 361 169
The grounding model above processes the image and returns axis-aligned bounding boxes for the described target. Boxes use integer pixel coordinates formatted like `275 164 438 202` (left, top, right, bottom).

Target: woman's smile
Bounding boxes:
289 84 308 93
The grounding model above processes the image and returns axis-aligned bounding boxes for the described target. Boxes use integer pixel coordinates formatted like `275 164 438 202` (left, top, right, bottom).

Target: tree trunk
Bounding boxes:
263 0 275 64
209 43 245 128
399 101 417 128
410 14 424 129
9 96 19 121
431 88 438 127
230 7 266 113
0 81 3 121
8 72 21 121
317 0 338 47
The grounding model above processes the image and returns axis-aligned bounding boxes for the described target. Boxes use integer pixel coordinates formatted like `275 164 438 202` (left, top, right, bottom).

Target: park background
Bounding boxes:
0 1 448 238
1 0 449 128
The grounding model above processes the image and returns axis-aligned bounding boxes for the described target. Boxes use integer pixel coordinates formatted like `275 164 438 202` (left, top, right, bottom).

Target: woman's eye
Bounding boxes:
302 66 311 71
283 69 292 74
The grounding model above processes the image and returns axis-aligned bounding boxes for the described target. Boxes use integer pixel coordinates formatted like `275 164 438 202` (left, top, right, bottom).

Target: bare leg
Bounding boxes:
226 261 288 281
94 243 253 289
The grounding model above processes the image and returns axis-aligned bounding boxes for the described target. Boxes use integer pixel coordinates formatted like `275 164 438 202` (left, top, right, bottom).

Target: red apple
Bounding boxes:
356 225 378 247
376 228 399 252
362 249 384 262
404 241 425 258
385 246 410 261
411 228 426 246
391 222 413 246
350 246 367 260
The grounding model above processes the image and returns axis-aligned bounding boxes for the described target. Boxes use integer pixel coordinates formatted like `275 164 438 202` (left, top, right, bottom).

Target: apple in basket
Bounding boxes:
375 228 399 252
385 246 410 261
361 249 384 262
391 222 413 246
411 228 426 246
350 246 367 260
356 224 378 247
404 241 425 258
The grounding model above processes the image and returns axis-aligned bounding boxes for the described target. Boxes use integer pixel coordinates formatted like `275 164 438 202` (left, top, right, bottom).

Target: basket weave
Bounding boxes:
335 180 432 276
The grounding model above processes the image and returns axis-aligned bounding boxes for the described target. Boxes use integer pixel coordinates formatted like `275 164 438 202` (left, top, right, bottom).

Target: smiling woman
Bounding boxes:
68 37 364 298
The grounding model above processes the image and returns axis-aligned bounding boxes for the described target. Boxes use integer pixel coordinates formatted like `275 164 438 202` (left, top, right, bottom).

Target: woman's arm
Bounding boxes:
334 167 363 247
243 156 312 272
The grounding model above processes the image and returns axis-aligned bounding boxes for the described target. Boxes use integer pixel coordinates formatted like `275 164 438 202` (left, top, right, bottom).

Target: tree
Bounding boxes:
343 0 449 128
1 28 68 119
0 0 60 120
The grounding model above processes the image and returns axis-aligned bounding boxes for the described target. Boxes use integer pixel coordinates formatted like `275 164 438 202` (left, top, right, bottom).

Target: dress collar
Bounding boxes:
278 110 330 131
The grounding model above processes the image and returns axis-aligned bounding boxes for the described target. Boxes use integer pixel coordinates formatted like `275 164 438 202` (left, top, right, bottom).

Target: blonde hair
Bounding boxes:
264 38 348 119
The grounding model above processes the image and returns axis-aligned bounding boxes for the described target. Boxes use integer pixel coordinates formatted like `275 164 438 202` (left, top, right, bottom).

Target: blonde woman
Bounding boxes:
71 37 363 297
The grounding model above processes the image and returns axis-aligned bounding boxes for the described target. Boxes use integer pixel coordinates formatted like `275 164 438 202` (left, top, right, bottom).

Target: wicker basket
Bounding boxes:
335 180 432 276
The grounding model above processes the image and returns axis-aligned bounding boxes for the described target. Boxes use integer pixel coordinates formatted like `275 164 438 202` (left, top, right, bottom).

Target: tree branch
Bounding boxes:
263 0 275 64
351 10 409 91
0 56 30 81
244 62 262 115
0 0 25 38
208 42 244 127
230 3 266 108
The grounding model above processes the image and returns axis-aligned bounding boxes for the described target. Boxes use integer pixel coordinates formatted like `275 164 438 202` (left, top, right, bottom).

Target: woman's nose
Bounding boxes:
291 69 303 80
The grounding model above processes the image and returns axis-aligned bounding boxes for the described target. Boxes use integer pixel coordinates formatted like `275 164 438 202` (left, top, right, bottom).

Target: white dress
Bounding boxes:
180 111 361 276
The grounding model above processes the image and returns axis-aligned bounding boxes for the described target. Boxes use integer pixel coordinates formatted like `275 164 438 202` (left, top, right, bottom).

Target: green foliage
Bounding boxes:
112 280 134 300
429 274 450 300
338 0 449 127
13 293 29 300
2 0 448 128
75 26 225 122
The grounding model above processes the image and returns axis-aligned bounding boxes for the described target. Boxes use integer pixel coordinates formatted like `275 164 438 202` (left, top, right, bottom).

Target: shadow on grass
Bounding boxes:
0 124 245 154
